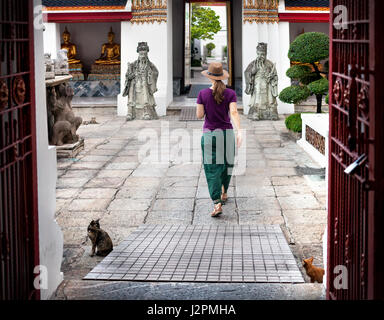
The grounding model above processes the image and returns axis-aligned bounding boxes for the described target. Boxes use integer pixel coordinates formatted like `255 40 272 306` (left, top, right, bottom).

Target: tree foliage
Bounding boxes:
191 5 221 41
279 32 330 113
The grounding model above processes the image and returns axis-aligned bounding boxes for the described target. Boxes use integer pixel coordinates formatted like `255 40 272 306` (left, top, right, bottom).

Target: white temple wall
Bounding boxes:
118 2 173 117
35 0 64 300
43 22 61 59
242 21 293 115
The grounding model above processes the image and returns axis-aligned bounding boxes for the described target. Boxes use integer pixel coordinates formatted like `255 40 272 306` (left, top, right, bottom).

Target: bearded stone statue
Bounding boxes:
244 43 279 121
122 42 159 121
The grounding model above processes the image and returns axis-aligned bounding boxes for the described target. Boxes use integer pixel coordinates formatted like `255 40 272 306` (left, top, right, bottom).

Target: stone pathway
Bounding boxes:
53 110 327 300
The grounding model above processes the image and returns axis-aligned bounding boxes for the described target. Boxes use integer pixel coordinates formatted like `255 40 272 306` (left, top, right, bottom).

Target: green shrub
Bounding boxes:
308 77 329 95
191 59 202 67
286 65 312 80
279 32 329 113
325 93 329 104
206 42 216 56
279 85 311 105
285 113 302 133
288 32 329 64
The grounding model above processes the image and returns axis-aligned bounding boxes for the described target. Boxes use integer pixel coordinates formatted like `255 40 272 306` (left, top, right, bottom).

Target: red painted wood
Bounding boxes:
44 11 132 23
327 0 384 300
0 0 39 300
279 12 329 22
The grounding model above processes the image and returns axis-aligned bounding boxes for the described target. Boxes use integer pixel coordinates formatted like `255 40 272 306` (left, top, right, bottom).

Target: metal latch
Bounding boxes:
344 154 367 175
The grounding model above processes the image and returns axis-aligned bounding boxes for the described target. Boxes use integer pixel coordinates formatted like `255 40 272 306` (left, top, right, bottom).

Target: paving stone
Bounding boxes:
271 176 306 186
115 187 157 199
146 211 193 225
101 211 147 227
108 198 152 211
267 160 297 168
132 164 169 177
112 156 139 163
62 227 88 245
157 186 196 199
71 162 106 170
236 185 275 197
283 209 327 225
152 198 194 212
68 199 111 211
61 170 98 179
78 188 117 199
96 170 133 178
105 162 138 170
278 194 321 210
56 188 80 199
56 210 104 228
123 177 161 188
237 197 281 211
84 177 126 188
162 177 199 187
89 149 119 156
57 177 90 189
80 155 113 162
166 163 201 177
274 185 314 197
56 199 71 213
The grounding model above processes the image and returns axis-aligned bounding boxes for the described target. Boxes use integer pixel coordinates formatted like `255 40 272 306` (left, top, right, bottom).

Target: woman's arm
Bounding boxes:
196 103 205 119
229 102 242 147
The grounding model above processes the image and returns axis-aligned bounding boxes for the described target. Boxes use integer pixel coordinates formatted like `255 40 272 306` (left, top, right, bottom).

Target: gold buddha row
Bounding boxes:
61 27 120 67
132 0 167 10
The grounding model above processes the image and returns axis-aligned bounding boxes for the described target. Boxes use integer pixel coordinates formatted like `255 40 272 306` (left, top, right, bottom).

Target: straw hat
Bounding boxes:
201 62 229 81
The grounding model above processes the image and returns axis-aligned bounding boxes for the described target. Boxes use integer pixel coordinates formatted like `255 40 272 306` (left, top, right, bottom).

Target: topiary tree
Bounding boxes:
279 32 329 113
206 43 216 57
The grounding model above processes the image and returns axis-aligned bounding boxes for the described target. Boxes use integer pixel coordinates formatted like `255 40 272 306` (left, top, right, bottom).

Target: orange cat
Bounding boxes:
303 257 325 283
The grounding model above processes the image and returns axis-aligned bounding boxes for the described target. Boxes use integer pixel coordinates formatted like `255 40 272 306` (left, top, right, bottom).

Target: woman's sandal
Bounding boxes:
211 203 223 217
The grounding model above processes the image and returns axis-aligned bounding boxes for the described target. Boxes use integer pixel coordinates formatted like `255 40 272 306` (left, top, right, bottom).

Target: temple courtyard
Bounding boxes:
52 108 327 300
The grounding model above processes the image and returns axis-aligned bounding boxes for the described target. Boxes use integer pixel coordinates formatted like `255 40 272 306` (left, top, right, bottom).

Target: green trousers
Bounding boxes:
201 129 235 204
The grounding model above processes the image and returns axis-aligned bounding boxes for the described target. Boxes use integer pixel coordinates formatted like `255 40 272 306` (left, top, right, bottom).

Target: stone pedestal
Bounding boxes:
88 64 120 81
56 138 84 158
69 63 85 81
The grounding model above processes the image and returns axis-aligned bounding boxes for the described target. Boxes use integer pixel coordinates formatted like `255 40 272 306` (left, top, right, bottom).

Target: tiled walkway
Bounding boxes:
84 224 304 283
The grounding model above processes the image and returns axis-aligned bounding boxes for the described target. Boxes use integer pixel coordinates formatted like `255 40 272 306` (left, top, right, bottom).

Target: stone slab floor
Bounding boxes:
52 110 327 300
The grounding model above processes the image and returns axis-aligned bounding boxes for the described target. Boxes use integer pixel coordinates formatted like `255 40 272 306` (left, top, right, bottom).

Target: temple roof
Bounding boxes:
285 0 329 10
42 0 128 10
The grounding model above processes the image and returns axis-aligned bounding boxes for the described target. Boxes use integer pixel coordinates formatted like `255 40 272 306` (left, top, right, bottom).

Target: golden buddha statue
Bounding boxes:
61 27 81 65
94 27 121 65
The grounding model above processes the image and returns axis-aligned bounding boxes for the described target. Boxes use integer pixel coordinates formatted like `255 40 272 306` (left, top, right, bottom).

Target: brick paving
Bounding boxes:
53 111 327 298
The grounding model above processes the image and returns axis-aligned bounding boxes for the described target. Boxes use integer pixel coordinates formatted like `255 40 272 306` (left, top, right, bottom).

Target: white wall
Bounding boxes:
117 0 173 117
35 0 64 300
242 21 293 115
43 22 61 59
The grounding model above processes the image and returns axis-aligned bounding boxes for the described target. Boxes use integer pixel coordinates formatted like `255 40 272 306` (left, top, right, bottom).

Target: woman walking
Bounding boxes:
196 62 242 217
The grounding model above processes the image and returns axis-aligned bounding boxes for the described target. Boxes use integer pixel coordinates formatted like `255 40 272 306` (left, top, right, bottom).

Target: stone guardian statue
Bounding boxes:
122 42 159 121
244 43 279 121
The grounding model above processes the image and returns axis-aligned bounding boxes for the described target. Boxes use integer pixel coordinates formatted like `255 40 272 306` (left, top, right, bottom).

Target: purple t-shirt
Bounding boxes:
197 88 236 132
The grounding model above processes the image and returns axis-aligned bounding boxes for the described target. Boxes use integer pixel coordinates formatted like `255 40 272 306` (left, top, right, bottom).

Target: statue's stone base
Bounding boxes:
69 80 120 97
127 107 158 121
56 138 84 158
248 107 279 121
